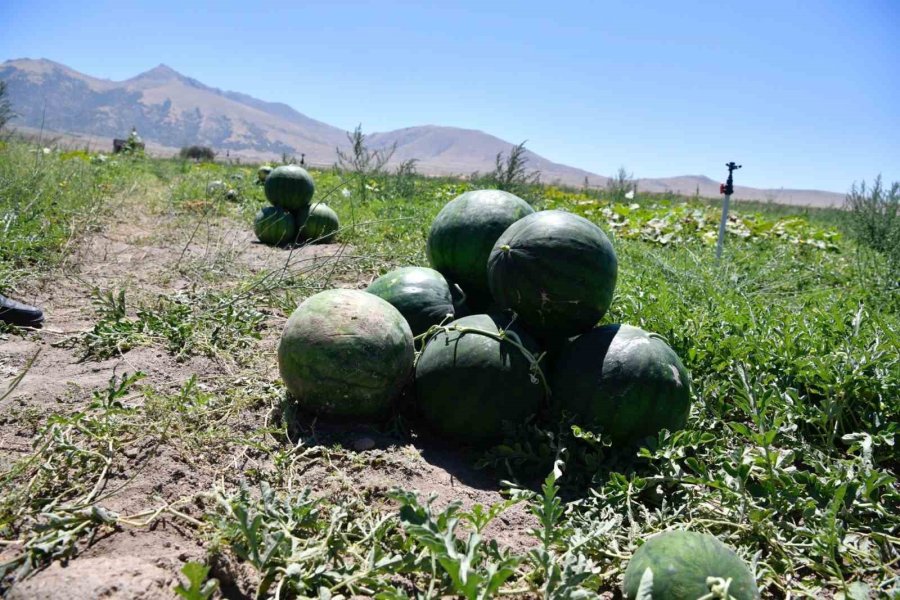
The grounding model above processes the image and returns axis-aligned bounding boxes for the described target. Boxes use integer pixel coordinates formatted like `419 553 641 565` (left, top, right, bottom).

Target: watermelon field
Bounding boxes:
0 139 897 599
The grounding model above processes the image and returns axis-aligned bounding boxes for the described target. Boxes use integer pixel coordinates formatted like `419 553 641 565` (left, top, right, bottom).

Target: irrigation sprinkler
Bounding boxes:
716 161 742 260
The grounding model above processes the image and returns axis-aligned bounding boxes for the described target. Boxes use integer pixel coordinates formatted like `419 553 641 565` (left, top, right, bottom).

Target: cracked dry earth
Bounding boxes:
0 196 537 599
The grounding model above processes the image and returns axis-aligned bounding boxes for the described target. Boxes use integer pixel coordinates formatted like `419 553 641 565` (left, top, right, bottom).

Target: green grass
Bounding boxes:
0 140 897 598
0 140 178 292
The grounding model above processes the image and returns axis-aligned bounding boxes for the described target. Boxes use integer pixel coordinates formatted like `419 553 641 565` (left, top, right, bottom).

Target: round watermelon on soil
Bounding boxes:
254 206 297 246
426 190 533 309
366 267 455 337
551 324 690 447
265 165 315 211
623 530 759 600
257 165 273 183
415 313 545 444
300 203 340 243
488 210 617 342
278 289 414 418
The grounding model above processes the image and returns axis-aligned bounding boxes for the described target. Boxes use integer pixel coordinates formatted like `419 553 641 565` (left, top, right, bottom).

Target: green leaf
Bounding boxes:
846 581 872 600
174 562 218 600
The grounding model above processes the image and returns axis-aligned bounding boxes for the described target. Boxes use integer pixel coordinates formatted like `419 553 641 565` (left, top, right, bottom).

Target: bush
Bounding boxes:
0 81 14 133
606 166 637 203
844 176 900 278
180 145 216 162
468 142 541 204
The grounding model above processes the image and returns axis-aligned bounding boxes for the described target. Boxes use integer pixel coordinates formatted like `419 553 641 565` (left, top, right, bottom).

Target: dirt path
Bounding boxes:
0 191 535 599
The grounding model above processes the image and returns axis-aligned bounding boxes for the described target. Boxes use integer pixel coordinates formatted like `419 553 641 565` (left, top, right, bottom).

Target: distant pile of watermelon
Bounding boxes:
277 187 691 448
254 165 340 246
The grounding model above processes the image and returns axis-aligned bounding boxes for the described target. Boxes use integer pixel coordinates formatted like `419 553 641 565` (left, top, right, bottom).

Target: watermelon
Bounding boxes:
300 203 340 243
265 165 315 211
415 313 545 443
366 267 455 337
426 190 533 309
623 530 759 600
551 324 691 446
207 180 226 194
278 289 414 418
488 210 617 341
257 165 273 183
254 206 298 246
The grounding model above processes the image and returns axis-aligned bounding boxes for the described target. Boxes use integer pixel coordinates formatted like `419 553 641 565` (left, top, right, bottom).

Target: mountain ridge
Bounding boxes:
0 58 845 207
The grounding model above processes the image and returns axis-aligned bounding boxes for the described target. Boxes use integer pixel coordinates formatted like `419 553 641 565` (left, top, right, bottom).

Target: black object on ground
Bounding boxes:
0 294 44 327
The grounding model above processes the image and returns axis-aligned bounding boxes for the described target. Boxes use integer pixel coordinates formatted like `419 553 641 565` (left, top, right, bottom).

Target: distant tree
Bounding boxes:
0 81 16 133
180 145 216 161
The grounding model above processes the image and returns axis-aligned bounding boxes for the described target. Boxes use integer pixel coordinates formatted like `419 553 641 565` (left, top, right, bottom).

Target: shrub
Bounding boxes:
606 166 637 203
180 145 216 162
472 141 541 202
0 81 16 133
844 176 900 278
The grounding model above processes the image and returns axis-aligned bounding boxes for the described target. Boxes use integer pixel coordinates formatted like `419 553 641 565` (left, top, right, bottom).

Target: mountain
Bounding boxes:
368 125 606 186
1 58 844 206
635 175 844 208
0 58 347 159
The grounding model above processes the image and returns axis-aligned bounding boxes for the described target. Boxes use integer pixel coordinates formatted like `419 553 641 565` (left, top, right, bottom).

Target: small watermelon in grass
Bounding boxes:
265 165 315 211
278 290 414 419
366 267 455 337
622 530 759 600
254 206 298 246
415 313 545 444
488 210 617 342
257 165 273 183
426 190 533 310
551 324 691 447
300 203 340 243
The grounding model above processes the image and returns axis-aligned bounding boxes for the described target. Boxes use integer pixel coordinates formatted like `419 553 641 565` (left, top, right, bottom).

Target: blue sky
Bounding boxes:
2 0 897 193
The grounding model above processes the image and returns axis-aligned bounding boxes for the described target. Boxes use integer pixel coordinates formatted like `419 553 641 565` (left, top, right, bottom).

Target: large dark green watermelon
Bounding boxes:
551 324 691 446
300 203 340 243
278 289 414 418
623 530 759 600
426 190 533 309
488 210 617 342
415 313 545 444
366 267 455 337
254 206 297 246
265 165 315 211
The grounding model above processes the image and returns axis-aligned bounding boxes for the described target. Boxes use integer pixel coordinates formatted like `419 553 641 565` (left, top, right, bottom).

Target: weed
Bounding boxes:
844 176 900 281
174 562 219 600
61 286 265 362
472 141 541 203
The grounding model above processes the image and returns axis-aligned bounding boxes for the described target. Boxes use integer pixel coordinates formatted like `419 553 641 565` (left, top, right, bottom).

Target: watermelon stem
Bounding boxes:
414 323 551 399
699 576 736 600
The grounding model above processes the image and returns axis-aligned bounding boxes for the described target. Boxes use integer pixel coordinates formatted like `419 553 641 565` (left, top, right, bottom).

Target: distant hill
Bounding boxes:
1 58 845 207
636 175 844 209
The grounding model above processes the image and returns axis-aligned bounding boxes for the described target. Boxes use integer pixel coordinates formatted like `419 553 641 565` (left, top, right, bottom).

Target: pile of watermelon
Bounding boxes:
254 165 340 246
277 187 691 448
276 188 758 596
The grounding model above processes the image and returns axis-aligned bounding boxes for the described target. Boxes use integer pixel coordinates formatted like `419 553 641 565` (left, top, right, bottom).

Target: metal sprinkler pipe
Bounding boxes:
716 162 742 260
